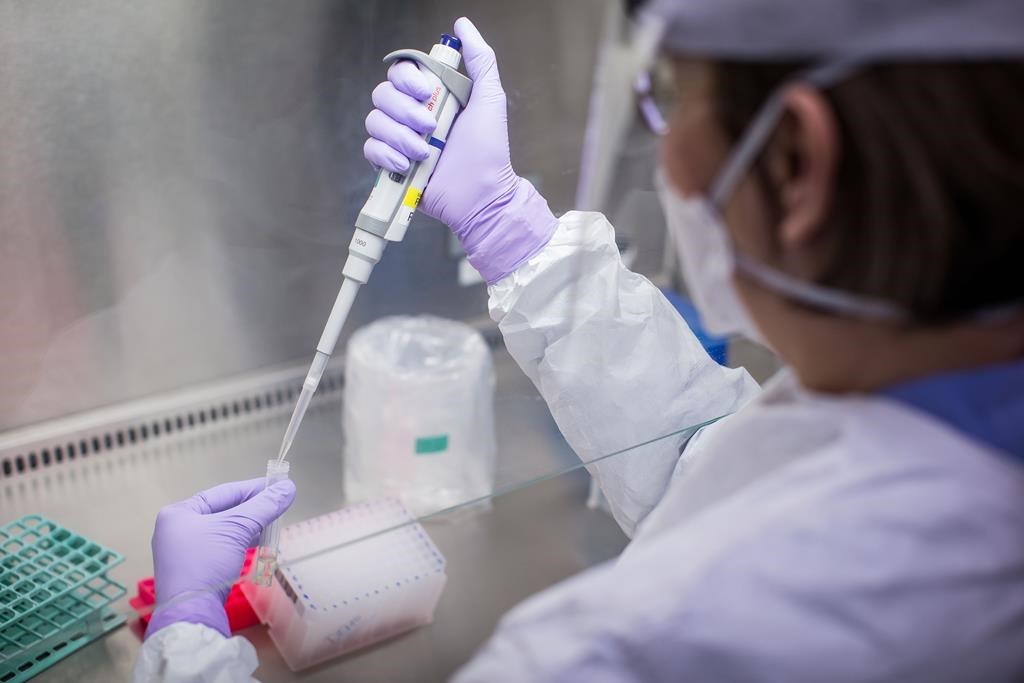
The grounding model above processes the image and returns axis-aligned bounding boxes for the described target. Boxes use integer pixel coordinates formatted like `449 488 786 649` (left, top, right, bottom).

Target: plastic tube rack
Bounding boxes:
0 516 125 683
240 498 447 671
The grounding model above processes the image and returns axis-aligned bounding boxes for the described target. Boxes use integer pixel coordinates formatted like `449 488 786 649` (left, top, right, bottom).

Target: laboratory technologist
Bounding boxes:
134 1 1024 681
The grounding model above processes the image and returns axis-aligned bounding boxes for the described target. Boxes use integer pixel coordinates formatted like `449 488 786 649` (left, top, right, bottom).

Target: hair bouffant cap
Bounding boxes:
644 0 1024 60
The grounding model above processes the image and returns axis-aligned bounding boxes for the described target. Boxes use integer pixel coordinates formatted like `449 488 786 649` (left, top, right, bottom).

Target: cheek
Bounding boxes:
723 175 777 260
661 103 777 261
659 109 724 198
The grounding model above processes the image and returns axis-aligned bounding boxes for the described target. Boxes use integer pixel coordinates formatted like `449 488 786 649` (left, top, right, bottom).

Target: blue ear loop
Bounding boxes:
703 58 1023 325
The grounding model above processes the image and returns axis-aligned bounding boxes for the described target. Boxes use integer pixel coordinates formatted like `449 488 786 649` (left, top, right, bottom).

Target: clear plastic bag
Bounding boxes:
343 316 496 516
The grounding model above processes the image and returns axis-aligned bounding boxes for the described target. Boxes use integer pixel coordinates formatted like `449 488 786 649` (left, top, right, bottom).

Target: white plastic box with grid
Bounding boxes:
0 515 125 683
241 498 447 671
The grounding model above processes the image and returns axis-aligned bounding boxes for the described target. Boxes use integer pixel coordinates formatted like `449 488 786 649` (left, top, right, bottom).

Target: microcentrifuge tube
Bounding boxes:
254 459 290 586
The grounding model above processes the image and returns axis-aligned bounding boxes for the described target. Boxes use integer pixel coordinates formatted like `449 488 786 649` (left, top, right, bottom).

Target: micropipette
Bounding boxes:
274 34 473 465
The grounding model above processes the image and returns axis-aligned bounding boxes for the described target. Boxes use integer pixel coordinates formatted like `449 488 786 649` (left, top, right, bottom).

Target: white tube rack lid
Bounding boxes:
241 498 447 671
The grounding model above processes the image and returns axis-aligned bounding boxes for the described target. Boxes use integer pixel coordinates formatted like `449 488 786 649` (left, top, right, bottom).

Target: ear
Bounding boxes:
767 85 839 247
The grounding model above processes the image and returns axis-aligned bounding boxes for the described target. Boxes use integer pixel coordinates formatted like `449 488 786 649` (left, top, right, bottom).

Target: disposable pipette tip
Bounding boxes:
275 352 328 463
276 396 307 463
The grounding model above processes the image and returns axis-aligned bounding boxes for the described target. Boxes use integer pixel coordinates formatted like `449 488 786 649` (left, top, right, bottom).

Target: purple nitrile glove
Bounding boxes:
145 477 296 639
363 16 558 284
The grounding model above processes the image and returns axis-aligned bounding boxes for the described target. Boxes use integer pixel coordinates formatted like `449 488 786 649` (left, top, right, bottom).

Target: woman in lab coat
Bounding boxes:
135 2 1024 681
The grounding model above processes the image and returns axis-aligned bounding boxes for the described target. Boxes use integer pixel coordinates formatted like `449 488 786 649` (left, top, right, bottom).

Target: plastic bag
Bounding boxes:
343 316 496 516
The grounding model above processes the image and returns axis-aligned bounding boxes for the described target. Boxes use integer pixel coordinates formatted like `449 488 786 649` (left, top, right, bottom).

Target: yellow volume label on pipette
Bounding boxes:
403 187 423 209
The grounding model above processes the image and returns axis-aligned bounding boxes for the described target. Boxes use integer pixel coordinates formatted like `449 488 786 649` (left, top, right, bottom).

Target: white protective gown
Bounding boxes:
134 212 1024 682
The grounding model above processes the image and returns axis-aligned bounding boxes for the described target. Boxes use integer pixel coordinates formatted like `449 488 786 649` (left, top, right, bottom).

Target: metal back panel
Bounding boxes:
0 0 605 430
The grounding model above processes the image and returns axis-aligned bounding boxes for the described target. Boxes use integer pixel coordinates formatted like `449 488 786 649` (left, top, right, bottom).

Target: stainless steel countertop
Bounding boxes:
1 347 629 682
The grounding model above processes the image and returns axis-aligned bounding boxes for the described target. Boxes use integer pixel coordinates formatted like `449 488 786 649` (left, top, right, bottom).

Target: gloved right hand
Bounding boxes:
363 17 558 284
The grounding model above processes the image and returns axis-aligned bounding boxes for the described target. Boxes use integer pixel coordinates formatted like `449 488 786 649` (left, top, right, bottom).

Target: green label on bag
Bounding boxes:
415 435 449 455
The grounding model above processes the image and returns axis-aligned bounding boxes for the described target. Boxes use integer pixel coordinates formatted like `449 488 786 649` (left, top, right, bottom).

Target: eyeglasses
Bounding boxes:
635 70 669 135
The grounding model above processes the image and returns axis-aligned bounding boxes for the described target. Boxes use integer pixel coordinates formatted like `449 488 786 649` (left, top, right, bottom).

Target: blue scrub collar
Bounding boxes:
881 359 1024 462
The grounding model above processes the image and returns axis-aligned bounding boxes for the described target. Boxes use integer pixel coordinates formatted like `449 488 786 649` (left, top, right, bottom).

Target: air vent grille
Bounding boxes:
0 362 345 479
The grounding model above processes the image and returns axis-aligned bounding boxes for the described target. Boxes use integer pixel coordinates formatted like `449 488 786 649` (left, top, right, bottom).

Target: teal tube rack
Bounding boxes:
0 515 126 683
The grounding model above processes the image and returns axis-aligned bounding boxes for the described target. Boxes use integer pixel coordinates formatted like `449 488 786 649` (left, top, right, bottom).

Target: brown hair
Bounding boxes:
712 61 1024 322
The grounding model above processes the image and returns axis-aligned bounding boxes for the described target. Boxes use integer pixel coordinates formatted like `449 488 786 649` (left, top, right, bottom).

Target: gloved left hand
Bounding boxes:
145 477 296 639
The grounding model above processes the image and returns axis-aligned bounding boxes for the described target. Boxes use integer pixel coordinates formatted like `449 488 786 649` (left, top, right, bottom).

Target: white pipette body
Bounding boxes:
275 36 469 465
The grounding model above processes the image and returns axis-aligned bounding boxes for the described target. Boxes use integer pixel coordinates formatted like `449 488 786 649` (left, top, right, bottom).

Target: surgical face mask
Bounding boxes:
656 59 915 343
655 168 764 342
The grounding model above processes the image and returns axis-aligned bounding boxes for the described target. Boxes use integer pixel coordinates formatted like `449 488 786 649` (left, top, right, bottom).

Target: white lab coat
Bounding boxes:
134 212 1024 682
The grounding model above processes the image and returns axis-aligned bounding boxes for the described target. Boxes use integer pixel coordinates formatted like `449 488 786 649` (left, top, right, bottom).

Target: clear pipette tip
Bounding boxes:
277 350 331 463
